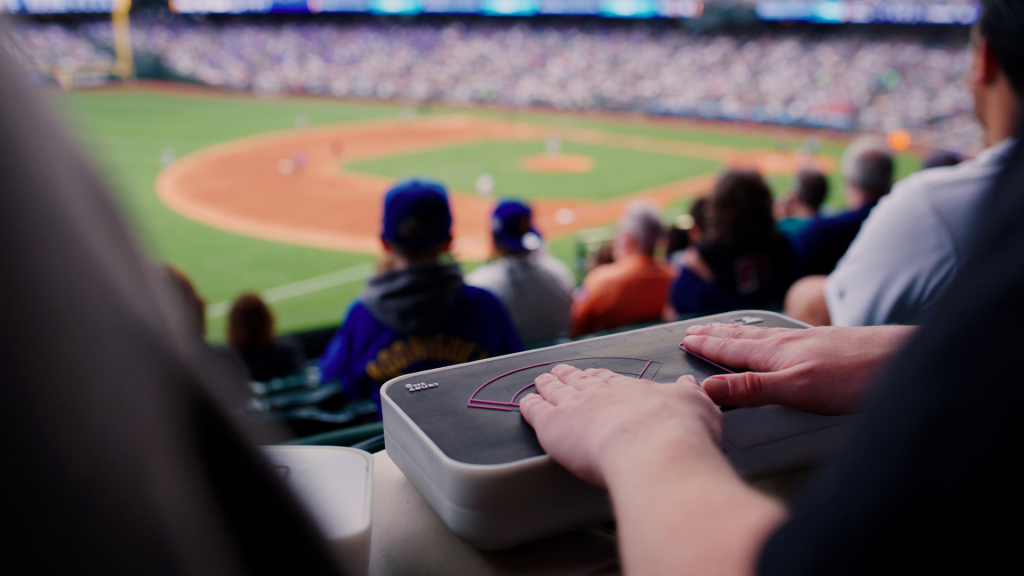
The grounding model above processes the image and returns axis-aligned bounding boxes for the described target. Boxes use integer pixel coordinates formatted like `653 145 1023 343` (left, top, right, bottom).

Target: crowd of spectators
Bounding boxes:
737 0 977 3
6 14 981 151
2 21 114 83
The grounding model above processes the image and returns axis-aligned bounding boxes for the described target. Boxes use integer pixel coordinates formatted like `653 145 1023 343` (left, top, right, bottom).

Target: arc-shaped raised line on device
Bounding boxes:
468 359 660 411
467 363 553 409
637 360 653 379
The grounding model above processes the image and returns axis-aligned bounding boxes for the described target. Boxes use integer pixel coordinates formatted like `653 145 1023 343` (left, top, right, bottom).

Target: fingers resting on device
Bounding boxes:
682 325 917 415
521 365 722 488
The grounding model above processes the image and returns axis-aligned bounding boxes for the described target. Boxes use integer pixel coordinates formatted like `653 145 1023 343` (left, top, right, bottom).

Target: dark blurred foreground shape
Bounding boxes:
0 43 346 576
760 133 1024 573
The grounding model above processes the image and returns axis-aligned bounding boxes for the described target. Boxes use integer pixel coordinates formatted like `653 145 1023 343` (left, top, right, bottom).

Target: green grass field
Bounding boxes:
53 88 921 342
348 140 722 200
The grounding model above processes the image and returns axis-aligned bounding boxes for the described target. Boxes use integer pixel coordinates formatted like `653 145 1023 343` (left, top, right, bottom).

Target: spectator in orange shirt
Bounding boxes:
571 202 673 337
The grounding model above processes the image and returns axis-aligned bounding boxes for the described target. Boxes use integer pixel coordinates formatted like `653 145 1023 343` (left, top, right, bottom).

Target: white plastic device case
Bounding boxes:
381 311 852 550
263 446 374 576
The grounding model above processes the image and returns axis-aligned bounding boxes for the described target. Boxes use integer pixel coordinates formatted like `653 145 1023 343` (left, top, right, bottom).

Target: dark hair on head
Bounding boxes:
665 226 689 256
850 149 894 201
228 293 274 352
980 0 1024 95
163 264 206 337
795 169 829 211
708 170 777 251
666 196 709 256
390 237 451 260
924 150 962 170
690 196 709 232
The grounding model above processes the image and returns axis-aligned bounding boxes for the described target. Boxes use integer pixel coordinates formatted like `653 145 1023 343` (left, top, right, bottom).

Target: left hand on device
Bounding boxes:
519 364 723 489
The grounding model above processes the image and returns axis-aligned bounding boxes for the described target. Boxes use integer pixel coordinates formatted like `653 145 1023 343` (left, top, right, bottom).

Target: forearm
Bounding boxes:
853 325 918 388
607 440 786 576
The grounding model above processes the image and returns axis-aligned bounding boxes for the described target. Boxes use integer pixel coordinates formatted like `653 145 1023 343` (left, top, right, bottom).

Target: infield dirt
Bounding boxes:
157 115 834 261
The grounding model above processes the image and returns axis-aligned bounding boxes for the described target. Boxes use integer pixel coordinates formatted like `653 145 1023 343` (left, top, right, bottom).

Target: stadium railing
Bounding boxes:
285 421 385 449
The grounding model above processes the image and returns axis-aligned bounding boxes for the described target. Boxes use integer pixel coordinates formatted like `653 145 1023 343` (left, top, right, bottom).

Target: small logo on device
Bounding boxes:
405 382 439 393
702 316 764 329
732 316 765 325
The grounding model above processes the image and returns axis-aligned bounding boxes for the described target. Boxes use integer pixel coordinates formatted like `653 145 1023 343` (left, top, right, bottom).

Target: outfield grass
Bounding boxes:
55 91 400 340
52 88 919 341
347 140 721 200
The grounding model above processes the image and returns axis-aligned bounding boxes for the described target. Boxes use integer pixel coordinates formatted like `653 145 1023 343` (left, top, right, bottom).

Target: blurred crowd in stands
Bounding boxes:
7 15 980 151
3 21 113 82
733 0 977 3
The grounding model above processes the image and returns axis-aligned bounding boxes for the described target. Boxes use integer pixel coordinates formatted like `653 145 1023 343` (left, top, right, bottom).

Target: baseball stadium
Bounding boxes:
4 0 1021 574
66 89 871 336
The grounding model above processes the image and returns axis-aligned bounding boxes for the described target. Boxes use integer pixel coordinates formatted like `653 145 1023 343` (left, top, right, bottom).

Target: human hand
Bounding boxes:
519 364 723 489
682 324 915 415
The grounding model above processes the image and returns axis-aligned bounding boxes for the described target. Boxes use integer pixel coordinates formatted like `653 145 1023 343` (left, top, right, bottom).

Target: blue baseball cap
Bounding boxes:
381 179 453 248
492 199 543 252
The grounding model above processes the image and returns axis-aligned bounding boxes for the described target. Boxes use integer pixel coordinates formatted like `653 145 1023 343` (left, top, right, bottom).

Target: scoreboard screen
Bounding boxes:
2 0 116 12
755 1 980 25
168 0 705 18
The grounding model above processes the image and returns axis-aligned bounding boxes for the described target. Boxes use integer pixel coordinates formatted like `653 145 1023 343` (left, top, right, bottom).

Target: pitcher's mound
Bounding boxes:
519 153 594 174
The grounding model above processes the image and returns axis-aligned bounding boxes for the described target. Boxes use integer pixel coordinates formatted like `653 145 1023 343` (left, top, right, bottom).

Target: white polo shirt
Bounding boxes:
466 250 576 345
825 139 1014 327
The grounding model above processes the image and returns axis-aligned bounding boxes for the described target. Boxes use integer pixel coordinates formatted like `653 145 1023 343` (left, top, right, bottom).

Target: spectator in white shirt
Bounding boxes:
785 23 1021 327
466 200 575 345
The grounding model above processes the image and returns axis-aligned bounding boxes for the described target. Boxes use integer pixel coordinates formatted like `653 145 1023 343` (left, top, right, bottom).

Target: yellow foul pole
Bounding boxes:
112 0 135 81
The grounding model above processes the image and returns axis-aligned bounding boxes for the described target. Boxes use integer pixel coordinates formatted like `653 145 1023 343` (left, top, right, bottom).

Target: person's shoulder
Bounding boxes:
460 284 506 308
346 298 371 317
460 284 516 327
880 156 1002 231
893 148 1008 204
536 251 572 273
589 258 626 282
801 211 843 236
582 261 619 288
535 252 576 284
869 173 940 220
341 299 383 331
777 216 810 237
465 260 505 290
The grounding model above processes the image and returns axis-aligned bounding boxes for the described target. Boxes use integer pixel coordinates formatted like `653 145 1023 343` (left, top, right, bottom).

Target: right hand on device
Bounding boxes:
681 324 916 415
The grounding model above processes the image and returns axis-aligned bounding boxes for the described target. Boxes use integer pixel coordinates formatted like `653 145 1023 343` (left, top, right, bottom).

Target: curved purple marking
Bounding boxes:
470 359 659 411
469 399 519 407
468 403 512 412
679 343 737 374
637 360 653 380
510 382 538 405
467 362 553 407
510 360 657 406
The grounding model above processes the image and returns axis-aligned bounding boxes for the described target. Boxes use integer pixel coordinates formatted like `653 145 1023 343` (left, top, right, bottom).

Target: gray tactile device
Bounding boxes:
381 311 852 550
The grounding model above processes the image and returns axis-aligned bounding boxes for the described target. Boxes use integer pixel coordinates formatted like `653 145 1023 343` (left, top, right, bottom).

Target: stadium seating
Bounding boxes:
8 14 978 150
6 22 114 87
